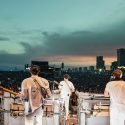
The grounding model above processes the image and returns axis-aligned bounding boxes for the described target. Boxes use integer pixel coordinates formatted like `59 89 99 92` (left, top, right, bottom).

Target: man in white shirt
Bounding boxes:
58 74 75 120
104 69 125 125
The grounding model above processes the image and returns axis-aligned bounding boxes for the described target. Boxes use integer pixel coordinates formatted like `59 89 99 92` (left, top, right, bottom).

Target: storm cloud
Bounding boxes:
0 0 125 69
0 36 10 41
0 20 125 69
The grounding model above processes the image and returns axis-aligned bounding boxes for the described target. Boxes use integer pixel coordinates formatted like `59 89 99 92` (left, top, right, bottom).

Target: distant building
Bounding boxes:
53 67 61 77
117 48 125 67
24 64 29 70
96 56 105 70
61 62 64 69
110 61 118 71
31 61 54 78
67 68 72 73
31 61 49 71
89 66 94 71
79 67 82 72
83 67 88 72
74 68 78 72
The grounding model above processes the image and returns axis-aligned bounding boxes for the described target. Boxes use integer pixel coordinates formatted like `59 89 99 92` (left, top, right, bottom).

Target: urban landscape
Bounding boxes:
0 1 125 125
0 48 125 94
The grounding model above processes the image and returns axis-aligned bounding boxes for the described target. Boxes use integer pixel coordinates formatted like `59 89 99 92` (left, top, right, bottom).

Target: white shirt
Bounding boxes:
105 80 125 125
105 80 125 112
21 75 49 113
59 80 74 98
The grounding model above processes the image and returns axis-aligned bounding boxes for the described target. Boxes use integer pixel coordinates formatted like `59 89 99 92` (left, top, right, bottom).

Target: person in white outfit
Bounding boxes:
18 65 51 125
104 69 125 125
58 74 75 120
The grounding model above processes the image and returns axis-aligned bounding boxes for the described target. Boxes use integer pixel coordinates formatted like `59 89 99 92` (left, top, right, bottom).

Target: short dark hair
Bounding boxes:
64 74 71 79
30 65 40 75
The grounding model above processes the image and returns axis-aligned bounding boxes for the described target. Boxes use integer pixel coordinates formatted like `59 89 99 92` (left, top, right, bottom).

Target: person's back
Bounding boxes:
20 65 51 125
104 69 125 125
58 74 75 120
106 80 125 111
22 76 50 111
59 80 74 98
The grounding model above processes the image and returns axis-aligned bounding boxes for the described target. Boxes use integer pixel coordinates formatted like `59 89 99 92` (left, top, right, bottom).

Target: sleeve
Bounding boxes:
104 82 111 97
70 82 75 92
58 82 63 90
46 88 52 97
105 82 110 92
41 78 49 88
41 78 52 97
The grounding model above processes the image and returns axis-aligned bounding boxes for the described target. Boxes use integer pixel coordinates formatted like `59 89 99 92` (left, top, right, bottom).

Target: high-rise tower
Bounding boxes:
96 56 105 70
117 48 125 67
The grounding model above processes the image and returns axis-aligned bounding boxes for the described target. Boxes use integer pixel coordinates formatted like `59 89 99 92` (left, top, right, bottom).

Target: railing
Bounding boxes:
0 86 18 95
78 94 110 125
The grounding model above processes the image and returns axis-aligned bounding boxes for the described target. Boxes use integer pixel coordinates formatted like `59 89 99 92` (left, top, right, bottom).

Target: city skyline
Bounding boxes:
0 0 125 70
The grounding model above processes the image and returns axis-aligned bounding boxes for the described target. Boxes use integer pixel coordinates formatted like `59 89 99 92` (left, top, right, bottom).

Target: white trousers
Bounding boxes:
110 106 125 125
25 107 43 125
62 96 70 120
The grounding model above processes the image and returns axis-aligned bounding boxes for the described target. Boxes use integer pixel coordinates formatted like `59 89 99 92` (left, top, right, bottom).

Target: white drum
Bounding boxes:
0 91 3 108
53 98 65 114
78 96 110 125
80 100 92 115
3 91 25 125
42 98 61 125
10 103 24 117
43 99 53 117
3 92 14 111
42 115 59 125
53 99 62 125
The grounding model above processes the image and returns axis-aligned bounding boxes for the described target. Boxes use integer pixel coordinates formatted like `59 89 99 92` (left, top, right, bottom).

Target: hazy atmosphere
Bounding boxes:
0 0 125 70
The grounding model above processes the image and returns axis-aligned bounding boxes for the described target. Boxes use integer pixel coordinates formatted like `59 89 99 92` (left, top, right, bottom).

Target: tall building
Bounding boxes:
96 56 105 70
31 61 54 78
24 64 29 70
117 48 125 67
61 62 64 71
110 61 118 71
79 67 82 72
31 61 49 71
89 66 94 71
83 67 88 72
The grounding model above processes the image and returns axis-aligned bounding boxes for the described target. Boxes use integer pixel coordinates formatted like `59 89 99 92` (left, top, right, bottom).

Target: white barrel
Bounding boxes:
53 99 61 114
3 92 14 110
3 91 25 125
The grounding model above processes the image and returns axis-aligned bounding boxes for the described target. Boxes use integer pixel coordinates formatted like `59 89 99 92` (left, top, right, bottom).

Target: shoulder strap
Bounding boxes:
65 80 71 90
32 77 48 98
65 80 74 93
32 78 41 90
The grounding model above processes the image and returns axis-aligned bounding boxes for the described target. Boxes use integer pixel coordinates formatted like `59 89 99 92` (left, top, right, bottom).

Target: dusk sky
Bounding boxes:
0 0 125 70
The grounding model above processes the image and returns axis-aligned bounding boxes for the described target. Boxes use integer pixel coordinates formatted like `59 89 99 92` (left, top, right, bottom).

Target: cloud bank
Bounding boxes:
0 20 125 69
